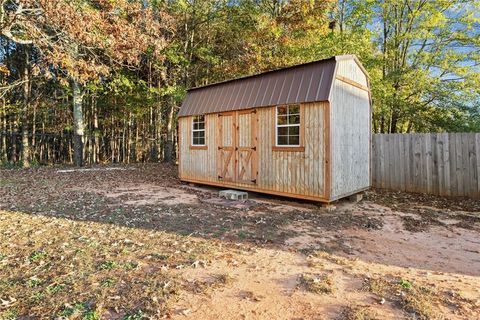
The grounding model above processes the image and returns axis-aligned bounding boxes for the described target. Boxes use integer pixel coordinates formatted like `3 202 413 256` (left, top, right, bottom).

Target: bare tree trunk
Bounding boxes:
164 102 175 163
32 101 36 161
93 100 99 163
1 99 7 163
13 115 18 163
21 49 30 168
72 78 84 167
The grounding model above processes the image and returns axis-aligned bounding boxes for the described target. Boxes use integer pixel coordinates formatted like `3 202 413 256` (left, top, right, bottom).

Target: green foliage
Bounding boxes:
98 260 117 270
101 278 116 287
58 302 100 320
29 250 47 263
1 0 479 168
400 279 413 289
0 309 18 320
123 310 145 320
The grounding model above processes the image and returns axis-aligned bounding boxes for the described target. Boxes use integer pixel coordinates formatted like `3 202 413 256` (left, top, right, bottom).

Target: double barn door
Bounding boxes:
217 109 257 184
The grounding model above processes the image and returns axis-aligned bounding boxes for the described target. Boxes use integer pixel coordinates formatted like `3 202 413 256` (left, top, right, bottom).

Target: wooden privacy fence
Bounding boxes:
372 133 480 198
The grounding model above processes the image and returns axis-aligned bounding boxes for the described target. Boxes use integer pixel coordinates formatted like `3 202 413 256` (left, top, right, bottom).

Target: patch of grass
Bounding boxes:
124 261 138 270
58 305 75 317
212 226 228 237
150 253 170 261
0 309 18 320
30 291 45 303
0 179 13 187
47 284 66 295
342 305 380 320
0 162 21 169
29 250 47 262
98 260 117 270
399 279 412 289
237 230 254 239
101 278 116 287
299 273 334 294
123 310 145 320
402 288 438 320
27 277 42 288
0 210 215 318
82 309 100 320
363 277 442 320
57 302 100 320
362 277 391 296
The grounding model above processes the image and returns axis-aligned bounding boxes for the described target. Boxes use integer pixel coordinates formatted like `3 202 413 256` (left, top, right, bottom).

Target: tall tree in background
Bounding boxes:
324 0 480 133
1 0 172 166
1 0 479 167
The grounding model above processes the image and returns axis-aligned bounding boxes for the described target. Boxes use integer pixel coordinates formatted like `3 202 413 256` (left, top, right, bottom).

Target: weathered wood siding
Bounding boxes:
372 133 480 198
329 60 371 199
179 102 327 200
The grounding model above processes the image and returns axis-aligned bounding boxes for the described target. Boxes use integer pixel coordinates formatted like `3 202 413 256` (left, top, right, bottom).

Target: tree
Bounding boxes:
324 0 480 133
1 0 172 165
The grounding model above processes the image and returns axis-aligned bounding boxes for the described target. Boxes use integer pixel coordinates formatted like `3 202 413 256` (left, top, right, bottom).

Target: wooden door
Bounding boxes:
217 110 257 183
236 110 257 184
217 112 236 181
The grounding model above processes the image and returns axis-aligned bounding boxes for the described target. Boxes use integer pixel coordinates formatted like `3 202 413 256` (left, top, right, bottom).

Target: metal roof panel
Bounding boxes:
178 55 352 117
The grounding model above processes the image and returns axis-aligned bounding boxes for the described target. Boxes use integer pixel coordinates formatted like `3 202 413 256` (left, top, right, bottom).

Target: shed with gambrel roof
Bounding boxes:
178 55 371 202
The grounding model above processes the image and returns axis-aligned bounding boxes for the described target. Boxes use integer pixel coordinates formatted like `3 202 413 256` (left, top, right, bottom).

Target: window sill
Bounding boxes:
190 145 207 150
272 146 305 152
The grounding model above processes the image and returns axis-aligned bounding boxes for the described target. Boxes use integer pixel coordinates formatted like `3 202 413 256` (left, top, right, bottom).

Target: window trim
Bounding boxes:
273 104 304 152
190 115 207 149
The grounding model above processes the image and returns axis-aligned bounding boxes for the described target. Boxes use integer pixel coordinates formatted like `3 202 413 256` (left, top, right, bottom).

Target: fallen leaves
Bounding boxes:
0 210 217 318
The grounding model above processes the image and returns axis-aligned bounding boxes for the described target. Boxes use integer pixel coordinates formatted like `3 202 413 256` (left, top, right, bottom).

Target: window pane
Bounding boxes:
288 114 300 125
277 135 288 145
288 105 300 115
289 135 300 145
288 126 299 135
277 106 287 115
192 130 205 145
197 122 205 130
277 127 288 136
194 115 205 123
277 115 288 125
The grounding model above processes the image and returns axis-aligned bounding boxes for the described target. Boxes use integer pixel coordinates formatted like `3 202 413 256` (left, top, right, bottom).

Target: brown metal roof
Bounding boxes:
179 55 353 117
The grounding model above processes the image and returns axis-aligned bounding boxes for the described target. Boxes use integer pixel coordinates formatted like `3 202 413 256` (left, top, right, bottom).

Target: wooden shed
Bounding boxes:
178 55 371 202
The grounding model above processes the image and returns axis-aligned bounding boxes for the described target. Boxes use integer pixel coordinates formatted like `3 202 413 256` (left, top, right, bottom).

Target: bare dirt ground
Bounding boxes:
0 163 479 319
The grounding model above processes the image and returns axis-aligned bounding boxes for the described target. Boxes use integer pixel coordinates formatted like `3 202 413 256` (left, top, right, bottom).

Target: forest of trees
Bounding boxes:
1 0 479 167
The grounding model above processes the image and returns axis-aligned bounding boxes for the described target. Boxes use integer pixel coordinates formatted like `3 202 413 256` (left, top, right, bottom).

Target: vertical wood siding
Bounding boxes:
329 61 371 199
335 58 368 87
372 133 480 198
179 102 327 200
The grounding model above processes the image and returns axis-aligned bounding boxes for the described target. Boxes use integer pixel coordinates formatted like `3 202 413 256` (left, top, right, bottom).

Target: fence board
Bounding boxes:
372 133 480 198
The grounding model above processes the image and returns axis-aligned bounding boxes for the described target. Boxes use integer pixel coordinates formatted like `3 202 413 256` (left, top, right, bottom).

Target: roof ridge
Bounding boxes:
188 55 354 92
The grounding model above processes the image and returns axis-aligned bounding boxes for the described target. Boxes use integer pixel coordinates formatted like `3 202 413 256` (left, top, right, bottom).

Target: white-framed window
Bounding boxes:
192 115 206 146
276 104 300 146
